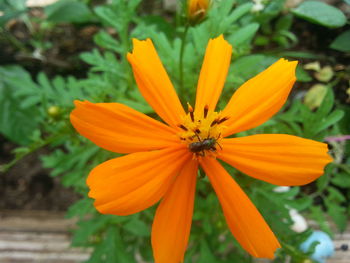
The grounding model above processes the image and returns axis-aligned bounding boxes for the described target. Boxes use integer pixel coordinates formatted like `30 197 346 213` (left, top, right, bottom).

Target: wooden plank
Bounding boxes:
0 211 90 263
0 210 76 233
0 210 349 262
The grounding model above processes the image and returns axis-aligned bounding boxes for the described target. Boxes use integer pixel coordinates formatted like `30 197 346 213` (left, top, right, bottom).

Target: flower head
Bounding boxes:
187 0 210 24
70 35 332 262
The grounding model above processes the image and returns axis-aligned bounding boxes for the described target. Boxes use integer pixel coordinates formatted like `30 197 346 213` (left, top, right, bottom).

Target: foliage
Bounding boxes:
291 1 347 28
1 0 349 262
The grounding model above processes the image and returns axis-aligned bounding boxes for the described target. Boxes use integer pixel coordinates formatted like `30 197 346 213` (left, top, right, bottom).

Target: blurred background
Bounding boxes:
0 0 349 262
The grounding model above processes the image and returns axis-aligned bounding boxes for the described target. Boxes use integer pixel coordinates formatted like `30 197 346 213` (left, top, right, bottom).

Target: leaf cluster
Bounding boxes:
0 0 349 262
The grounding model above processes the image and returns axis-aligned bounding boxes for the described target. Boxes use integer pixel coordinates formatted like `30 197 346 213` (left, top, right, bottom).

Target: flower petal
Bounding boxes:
195 35 232 112
87 145 191 216
70 100 179 154
152 160 198 263
200 158 280 258
222 59 298 136
127 39 185 128
219 134 333 186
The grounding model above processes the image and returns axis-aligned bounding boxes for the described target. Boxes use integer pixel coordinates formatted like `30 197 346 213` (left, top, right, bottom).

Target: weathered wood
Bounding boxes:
1 210 349 262
0 210 90 263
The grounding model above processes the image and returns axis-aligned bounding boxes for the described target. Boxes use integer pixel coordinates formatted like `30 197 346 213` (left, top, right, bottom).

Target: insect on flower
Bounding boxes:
70 35 333 263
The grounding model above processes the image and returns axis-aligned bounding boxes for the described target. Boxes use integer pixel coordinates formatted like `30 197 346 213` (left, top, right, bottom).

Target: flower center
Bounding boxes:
178 104 228 157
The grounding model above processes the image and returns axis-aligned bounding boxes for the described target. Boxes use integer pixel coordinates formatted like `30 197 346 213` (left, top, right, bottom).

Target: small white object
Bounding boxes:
251 0 265 12
289 209 308 233
26 0 59 7
273 186 291 193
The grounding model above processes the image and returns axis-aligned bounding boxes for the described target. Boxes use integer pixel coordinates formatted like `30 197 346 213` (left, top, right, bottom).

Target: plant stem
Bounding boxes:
0 133 64 173
179 25 190 93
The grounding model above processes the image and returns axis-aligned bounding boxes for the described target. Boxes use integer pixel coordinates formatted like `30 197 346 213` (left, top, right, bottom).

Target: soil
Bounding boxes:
0 9 93 211
0 135 80 211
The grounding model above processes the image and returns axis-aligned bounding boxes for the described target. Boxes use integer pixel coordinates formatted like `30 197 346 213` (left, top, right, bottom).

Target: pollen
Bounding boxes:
178 104 228 157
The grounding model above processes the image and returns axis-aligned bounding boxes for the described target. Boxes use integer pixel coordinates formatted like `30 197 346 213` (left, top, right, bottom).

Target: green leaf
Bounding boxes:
0 66 41 145
66 198 95 219
223 2 253 25
296 65 312 82
325 198 347 232
93 31 122 53
198 239 218 263
45 0 94 23
123 216 150 237
327 187 346 203
331 172 350 188
86 225 136 263
286 196 313 211
330 30 350 52
72 216 111 246
94 5 124 32
228 23 260 46
278 51 323 59
231 55 277 81
314 109 344 134
276 14 293 31
310 206 332 235
315 88 334 116
0 9 26 27
292 1 346 28
80 49 121 75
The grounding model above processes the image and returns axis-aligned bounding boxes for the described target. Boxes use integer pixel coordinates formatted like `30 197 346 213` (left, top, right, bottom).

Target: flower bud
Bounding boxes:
48 106 61 118
187 0 210 25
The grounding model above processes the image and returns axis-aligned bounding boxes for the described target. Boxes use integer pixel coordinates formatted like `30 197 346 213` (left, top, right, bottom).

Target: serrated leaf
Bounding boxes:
94 5 123 32
86 225 136 263
310 206 332 235
286 196 313 211
325 199 347 232
198 239 218 263
93 31 122 53
0 66 41 145
327 187 346 203
72 216 111 246
66 198 95 219
331 172 350 188
314 109 344 134
292 1 346 28
123 216 150 237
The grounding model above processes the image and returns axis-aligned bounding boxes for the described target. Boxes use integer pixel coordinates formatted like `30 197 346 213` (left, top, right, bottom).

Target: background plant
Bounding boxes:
0 0 349 262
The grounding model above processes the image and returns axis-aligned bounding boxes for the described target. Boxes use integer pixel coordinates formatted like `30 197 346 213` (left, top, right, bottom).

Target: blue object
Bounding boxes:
300 231 335 263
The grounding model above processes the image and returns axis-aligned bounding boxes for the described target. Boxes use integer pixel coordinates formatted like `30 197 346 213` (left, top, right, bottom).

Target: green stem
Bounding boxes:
179 25 190 94
0 133 64 173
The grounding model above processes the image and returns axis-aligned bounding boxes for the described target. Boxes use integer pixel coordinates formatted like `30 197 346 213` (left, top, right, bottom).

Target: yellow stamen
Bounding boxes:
178 104 227 157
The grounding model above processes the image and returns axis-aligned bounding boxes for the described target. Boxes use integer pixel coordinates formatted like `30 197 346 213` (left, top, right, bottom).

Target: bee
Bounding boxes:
189 137 221 156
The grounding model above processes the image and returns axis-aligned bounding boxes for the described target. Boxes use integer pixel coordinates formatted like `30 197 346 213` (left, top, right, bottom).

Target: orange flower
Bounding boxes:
187 0 210 23
70 35 332 262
